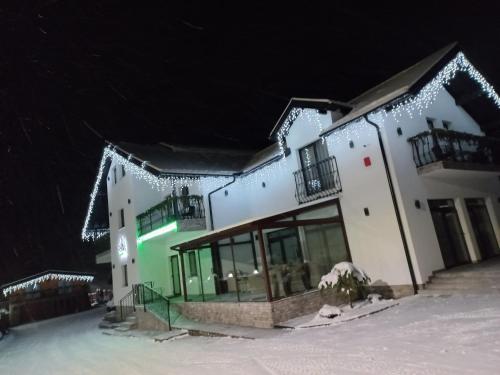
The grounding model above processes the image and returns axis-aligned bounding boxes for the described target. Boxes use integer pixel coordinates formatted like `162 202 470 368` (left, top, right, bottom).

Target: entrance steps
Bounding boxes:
420 258 500 296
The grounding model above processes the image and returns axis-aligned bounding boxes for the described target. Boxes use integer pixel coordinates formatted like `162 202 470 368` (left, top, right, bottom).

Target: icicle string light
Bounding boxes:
82 146 233 240
276 108 327 155
381 52 500 122
2 273 94 297
82 52 500 240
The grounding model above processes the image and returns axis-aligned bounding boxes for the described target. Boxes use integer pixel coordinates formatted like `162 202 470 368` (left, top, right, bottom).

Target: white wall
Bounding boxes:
209 109 414 287
382 89 500 284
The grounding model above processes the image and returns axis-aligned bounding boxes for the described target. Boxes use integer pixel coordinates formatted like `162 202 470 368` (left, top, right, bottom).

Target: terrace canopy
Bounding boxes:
170 200 350 303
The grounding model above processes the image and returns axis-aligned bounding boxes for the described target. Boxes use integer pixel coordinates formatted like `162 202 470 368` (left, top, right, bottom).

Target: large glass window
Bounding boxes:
178 202 349 303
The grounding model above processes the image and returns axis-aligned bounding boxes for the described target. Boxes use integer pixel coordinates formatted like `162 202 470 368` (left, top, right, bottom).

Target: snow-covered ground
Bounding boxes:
1 294 500 374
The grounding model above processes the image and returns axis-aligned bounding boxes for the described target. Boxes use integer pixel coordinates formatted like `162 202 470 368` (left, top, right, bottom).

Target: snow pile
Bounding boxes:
318 261 370 289
367 294 383 304
318 304 342 319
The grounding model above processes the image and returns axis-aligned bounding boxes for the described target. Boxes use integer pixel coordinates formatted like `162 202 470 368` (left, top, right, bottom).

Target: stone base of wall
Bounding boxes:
135 309 170 331
179 301 274 328
179 284 416 329
271 289 349 325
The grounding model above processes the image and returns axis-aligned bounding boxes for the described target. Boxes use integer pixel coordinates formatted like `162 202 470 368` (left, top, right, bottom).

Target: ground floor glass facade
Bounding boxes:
176 200 350 303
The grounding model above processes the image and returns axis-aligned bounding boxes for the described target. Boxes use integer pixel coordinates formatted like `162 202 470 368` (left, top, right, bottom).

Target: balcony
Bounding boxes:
293 156 342 204
137 195 206 238
408 129 500 177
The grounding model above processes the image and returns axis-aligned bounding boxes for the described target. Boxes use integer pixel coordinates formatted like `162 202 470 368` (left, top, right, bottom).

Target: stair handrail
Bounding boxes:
137 283 171 330
118 288 135 321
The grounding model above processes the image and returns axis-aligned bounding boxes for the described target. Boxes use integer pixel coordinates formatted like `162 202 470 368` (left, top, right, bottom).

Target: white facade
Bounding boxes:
97 50 500 305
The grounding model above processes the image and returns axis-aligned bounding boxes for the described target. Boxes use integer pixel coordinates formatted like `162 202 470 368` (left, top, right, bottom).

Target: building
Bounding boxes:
82 43 500 328
0 270 94 326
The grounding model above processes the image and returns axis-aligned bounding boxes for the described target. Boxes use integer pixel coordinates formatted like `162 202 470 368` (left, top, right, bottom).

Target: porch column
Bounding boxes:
485 197 500 249
179 250 188 302
257 227 273 302
454 198 481 262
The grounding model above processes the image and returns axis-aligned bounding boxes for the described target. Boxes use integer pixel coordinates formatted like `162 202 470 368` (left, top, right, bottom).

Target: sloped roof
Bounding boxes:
322 42 461 132
114 142 256 175
268 97 352 140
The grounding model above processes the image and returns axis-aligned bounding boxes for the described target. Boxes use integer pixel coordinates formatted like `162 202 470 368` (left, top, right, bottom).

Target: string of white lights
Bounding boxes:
381 52 500 122
2 273 94 297
82 52 500 241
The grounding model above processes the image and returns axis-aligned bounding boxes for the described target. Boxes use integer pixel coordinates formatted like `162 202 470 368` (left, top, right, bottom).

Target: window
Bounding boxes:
442 120 451 130
121 165 126 177
299 140 330 196
113 167 117 184
119 208 125 228
299 140 329 169
122 265 128 287
426 118 435 130
188 251 198 277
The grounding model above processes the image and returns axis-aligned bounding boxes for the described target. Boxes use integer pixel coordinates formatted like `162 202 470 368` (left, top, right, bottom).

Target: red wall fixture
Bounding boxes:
363 157 372 167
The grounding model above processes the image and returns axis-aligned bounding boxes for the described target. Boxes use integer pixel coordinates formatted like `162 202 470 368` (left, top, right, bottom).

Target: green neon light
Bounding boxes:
137 221 177 244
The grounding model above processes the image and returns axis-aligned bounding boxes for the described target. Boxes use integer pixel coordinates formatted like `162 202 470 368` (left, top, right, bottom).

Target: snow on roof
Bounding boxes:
115 142 256 175
322 42 460 132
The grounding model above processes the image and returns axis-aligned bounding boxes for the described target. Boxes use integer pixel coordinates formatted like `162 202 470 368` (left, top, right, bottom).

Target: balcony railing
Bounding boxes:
293 156 342 204
408 129 500 168
137 195 205 237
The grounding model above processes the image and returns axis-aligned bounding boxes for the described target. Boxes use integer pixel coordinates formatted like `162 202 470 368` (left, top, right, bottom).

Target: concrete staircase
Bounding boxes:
420 258 500 296
98 311 138 332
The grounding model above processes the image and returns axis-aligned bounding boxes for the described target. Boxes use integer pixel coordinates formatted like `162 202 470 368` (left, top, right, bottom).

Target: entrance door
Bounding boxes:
428 199 470 268
170 255 181 296
465 198 500 259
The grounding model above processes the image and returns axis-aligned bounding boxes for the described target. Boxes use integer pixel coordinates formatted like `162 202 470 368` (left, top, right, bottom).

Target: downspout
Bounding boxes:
207 174 239 230
363 114 418 295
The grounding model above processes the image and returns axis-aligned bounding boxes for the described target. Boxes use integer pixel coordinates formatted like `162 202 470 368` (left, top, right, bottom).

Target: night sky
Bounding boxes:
1 1 500 284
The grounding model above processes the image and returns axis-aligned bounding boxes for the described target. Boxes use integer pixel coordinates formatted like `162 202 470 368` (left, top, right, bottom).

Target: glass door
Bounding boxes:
428 199 470 268
465 198 500 259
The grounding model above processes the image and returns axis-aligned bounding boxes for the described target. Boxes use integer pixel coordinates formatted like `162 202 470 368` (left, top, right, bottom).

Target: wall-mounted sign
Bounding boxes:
117 235 128 260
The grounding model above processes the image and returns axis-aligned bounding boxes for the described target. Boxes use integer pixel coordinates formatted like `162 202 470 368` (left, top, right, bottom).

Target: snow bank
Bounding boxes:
318 305 342 319
318 261 370 289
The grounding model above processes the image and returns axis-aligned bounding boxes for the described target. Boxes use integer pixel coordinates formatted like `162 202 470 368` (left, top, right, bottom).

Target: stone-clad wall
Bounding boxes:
179 285 414 328
180 301 274 328
271 289 346 325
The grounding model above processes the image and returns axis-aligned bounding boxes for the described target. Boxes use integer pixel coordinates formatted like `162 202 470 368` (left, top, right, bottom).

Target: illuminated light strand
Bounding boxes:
83 52 500 240
2 273 94 297
277 108 329 155
81 146 231 240
381 52 500 122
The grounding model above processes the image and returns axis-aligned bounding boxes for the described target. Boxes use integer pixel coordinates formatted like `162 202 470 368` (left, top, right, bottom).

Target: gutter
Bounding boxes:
363 114 418 294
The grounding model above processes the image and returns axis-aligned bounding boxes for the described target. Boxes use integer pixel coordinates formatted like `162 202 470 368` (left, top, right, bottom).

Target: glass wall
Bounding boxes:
182 233 267 302
180 201 350 303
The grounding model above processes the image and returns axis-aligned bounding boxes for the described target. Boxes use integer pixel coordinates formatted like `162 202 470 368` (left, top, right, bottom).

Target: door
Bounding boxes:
170 255 181 296
428 199 470 268
465 198 500 259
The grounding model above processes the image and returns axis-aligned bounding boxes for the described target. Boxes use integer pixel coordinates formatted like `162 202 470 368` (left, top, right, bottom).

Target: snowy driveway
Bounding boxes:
1 295 500 374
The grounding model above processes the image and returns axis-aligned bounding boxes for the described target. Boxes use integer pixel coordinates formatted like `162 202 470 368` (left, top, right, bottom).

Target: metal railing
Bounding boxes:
137 195 205 236
408 129 500 168
293 156 342 204
118 289 135 321
134 284 171 330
